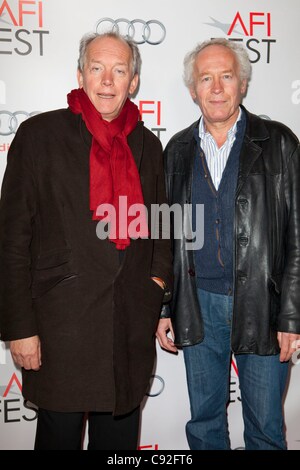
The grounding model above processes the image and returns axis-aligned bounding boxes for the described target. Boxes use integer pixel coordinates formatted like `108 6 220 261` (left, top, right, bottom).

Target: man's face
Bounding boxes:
77 36 138 121
189 44 247 128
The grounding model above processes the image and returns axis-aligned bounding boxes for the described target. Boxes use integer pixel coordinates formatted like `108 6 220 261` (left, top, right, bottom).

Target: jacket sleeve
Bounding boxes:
150 138 173 302
0 123 38 341
278 142 300 333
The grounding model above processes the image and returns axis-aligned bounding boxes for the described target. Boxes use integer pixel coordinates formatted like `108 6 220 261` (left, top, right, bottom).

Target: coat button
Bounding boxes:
238 198 249 207
237 272 248 283
238 236 249 246
238 277 247 284
188 268 195 276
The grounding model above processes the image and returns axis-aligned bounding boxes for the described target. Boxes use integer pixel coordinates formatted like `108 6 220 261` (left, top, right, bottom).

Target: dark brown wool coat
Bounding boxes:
0 109 172 415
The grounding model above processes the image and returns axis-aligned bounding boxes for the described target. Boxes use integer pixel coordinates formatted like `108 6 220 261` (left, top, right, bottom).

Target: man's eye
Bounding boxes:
91 67 99 72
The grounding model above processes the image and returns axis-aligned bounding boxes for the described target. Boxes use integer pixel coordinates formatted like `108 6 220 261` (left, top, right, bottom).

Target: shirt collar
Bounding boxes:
199 107 242 140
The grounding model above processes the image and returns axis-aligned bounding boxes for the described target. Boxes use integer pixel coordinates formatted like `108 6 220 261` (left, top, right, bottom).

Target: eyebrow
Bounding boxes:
199 69 234 76
89 59 128 67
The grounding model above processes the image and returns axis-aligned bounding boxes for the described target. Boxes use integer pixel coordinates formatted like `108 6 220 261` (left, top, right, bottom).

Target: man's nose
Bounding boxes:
212 77 223 93
101 71 113 86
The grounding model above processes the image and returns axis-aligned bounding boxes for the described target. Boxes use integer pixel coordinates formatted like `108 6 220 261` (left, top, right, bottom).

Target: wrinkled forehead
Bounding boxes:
194 45 239 74
197 44 236 63
85 36 132 65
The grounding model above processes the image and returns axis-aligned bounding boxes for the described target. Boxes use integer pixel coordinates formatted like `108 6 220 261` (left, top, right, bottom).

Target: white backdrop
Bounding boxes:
0 0 299 450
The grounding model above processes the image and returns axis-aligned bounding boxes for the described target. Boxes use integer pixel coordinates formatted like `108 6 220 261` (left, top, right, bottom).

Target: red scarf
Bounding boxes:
67 88 148 250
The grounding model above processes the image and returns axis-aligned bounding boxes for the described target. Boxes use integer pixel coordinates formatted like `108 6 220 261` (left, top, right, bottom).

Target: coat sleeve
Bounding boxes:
0 122 38 341
278 141 300 333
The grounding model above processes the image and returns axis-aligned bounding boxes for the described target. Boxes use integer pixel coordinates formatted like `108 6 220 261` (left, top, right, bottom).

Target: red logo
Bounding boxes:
207 11 276 63
0 0 43 27
135 100 166 140
2 372 22 397
138 443 159 450
0 373 37 423
227 12 271 37
0 1 49 56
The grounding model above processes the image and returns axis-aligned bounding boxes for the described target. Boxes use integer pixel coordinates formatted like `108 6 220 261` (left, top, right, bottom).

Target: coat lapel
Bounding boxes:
236 109 269 195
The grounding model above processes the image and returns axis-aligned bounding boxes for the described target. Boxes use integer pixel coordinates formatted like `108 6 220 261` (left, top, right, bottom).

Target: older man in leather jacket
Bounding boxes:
156 38 300 450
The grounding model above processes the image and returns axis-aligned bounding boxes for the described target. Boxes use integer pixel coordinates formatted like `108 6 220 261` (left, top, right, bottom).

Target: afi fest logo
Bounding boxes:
137 100 166 140
205 11 276 63
0 373 37 423
0 0 49 55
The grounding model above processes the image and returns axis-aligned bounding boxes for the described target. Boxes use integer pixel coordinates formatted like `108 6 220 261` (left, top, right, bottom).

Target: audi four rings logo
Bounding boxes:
96 18 166 45
0 111 40 136
146 375 165 397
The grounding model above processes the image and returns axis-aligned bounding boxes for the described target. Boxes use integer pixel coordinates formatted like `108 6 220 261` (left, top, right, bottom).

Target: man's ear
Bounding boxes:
240 78 248 95
77 69 83 88
129 74 139 95
189 86 197 103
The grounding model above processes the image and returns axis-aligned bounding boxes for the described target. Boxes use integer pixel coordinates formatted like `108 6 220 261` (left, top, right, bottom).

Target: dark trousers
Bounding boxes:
34 407 140 450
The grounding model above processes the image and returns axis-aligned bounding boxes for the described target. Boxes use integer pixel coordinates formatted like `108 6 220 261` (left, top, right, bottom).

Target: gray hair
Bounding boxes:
77 31 141 77
183 38 252 88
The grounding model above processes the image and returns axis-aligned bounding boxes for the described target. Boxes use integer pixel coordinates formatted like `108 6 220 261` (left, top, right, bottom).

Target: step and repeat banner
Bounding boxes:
0 0 300 450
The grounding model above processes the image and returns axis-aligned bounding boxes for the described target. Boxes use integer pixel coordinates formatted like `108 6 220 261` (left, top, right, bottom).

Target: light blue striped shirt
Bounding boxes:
198 108 242 190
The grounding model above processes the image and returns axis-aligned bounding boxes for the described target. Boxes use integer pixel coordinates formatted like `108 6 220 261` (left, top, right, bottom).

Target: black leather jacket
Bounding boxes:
162 106 300 354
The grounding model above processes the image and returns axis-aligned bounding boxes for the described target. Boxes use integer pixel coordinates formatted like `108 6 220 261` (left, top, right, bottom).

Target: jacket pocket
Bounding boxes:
268 274 282 328
31 248 77 298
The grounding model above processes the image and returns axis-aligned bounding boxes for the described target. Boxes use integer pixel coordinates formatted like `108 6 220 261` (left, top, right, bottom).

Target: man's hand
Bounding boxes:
156 318 178 353
277 332 300 362
151 277 165 290
10 335 41 371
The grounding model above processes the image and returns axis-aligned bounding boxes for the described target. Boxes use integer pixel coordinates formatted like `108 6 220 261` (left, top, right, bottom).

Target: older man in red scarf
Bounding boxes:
0 32 172 450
